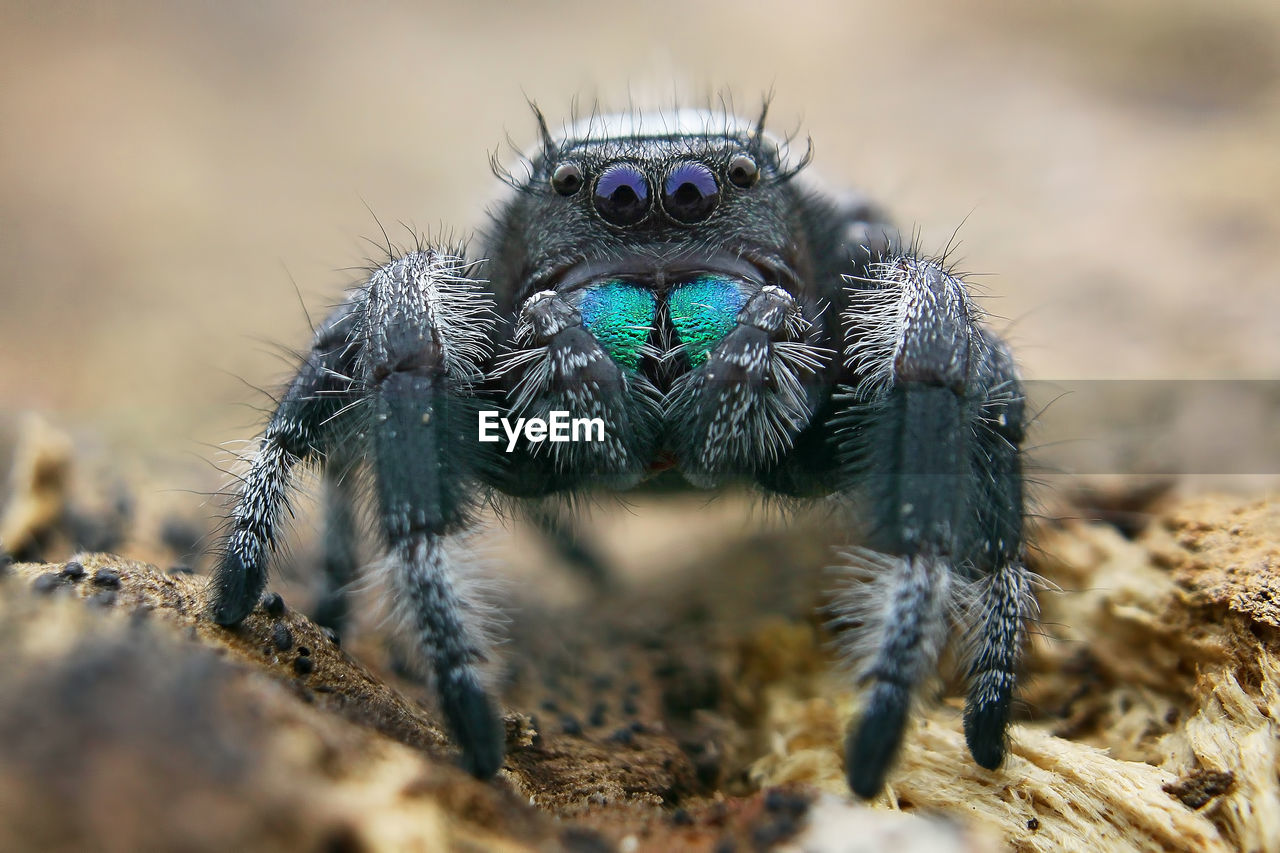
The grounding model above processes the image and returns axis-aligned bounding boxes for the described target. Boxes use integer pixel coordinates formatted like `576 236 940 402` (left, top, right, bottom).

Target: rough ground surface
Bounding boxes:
3 419 1279 851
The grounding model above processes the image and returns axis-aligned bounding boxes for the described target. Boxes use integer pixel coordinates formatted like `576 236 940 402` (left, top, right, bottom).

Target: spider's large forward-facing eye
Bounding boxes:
662 162 719 224
593 164 650 226
727 154 759 188
551 163 584 196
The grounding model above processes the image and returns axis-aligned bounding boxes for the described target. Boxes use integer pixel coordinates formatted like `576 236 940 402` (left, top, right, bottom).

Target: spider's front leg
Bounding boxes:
354 250 505 777
208 248 505 778
831 255 1032 798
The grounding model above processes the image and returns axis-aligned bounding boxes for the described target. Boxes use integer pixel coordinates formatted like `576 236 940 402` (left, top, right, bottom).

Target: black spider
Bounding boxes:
206 104 1033 799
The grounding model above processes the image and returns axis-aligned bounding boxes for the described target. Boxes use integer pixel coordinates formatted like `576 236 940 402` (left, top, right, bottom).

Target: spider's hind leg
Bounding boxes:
208 305 359 626
524 502 614 590
313 451 362 634
958 340 1033 770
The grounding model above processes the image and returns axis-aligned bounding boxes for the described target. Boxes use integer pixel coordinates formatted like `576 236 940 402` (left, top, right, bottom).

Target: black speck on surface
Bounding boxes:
1163 769 1236 810
671 808 694 826
588 701 608 727
1027 817 1040 831
60 561 86 581
752 815 799 849
91 568 121 589
32 572 64 594
560 826 613 853
293 655 315 676
559 714 582 736
762 787 810 818
296 646 310 657
260 591 285 617
607 727 634 746
88 590 117 608
272 623 293 652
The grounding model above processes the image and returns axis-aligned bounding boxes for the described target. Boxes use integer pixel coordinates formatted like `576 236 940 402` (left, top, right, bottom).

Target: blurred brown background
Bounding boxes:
1 0 1277 498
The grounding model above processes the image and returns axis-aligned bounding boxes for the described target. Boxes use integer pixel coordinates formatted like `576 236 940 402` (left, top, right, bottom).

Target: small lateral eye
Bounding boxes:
727 154 759 188
551 162 584 196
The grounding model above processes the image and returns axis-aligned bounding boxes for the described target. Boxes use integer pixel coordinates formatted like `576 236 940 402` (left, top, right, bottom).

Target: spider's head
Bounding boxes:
482 107 831 485
482 107 822 393
484 108 813 321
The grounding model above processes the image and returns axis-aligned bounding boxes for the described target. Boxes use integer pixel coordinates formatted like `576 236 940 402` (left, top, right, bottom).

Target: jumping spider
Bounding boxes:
207 105 1032 798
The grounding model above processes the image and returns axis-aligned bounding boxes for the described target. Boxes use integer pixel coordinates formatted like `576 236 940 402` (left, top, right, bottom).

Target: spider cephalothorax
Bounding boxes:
207 104 1033 799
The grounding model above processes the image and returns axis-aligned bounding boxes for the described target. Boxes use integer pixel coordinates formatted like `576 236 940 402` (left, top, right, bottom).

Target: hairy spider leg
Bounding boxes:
830 255 1030 798
356 250 504 778
313 447 362 633
209 248 507 779
208 307 359 625
959 331 1032 771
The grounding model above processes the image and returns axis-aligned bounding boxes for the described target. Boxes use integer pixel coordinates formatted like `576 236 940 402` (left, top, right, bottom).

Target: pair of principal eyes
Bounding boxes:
549 154 760 226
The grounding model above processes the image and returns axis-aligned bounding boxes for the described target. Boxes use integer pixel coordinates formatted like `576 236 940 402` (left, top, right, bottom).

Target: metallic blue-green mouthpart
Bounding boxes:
667 275 750 367
577 280 657 369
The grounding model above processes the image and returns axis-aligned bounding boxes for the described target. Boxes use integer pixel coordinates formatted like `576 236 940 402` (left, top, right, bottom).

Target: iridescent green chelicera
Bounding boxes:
577 280 657 369
667 275 749 367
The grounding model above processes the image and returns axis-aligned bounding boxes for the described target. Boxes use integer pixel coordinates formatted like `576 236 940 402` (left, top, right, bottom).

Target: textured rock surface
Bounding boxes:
1 487 1278 850
0 551 993 851
747 495 1280 852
